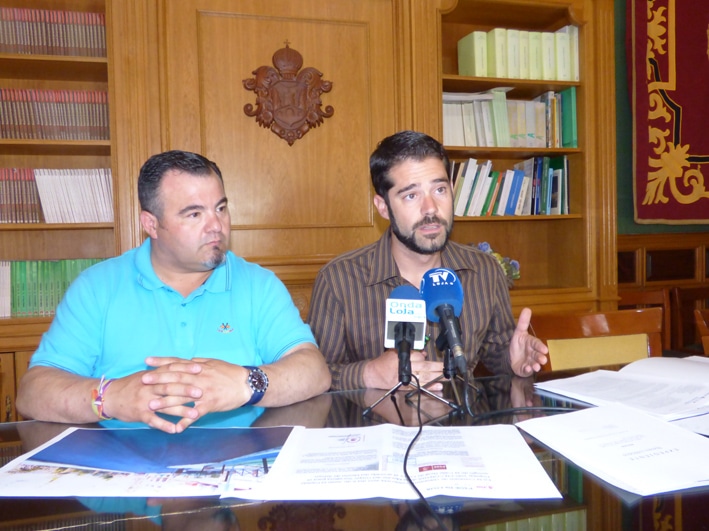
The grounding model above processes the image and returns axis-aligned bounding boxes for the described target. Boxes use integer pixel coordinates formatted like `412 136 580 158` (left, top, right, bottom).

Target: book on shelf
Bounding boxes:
518 30 530 79
451 160 467 206
453 159 479 217
540 32 556 81
559 86 578 148
460 101 477 147
505 28 520 79
442 101 465 146
528 31 543 80
549 155 569 215
479 100 496 147
538 156 552 215
492 169 513 216
0 7 106 57
457 30 487 77
553 30 571 81
504 169 525 216
489 89 511 147
466 160 493 216
481 171 504 216
513 157 536 216
534 91 558 148
486 27 507 78
556 25 580 81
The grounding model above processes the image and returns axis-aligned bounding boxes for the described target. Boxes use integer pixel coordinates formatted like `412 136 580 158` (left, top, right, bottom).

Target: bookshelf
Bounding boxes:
0 0 114 420
422 0 617 314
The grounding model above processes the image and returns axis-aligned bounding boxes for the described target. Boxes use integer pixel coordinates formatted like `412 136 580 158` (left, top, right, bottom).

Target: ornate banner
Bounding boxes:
628 0 709 223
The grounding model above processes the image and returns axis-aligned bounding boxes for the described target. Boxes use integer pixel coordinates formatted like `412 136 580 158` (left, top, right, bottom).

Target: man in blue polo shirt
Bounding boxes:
17 150 330 433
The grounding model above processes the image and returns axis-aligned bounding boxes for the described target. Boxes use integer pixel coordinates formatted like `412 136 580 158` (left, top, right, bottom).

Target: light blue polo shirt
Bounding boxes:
31 239 316 426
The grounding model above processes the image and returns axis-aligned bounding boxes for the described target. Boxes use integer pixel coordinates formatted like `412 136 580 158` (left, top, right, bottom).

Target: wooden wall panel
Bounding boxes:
160 0 404 272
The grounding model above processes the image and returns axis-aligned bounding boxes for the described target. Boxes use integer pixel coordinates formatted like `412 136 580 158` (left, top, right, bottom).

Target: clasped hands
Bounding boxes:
104 356 249 434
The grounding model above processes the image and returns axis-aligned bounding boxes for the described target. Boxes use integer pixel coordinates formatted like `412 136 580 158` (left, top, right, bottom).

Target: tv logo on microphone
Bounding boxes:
425 268 458 287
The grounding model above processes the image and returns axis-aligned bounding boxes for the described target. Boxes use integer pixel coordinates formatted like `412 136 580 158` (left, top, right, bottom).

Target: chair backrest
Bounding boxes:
618 287 672 350
530 307 663 371
694 308 709 355
670 286 709 352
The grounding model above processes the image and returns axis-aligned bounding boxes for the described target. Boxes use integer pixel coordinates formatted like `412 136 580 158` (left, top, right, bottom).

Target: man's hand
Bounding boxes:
141 357 252 432
103 361 205 433
509 308 549 377
362 349 443 390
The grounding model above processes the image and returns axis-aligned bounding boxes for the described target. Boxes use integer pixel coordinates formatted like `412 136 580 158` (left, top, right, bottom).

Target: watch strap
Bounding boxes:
244 366 268 406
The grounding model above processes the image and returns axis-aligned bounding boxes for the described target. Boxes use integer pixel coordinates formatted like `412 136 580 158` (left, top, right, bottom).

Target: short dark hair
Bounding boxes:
369 130 450 199
138 150 223 217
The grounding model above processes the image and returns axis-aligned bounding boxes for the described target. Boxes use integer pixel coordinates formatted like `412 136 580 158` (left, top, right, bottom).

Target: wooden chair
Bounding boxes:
670 286 709 353
694 309 709 355
618 287 672 350
530 307 663 371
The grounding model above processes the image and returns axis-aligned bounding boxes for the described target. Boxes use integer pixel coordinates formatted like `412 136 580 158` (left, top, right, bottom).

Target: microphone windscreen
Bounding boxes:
389 285 422 301
420 268 464 322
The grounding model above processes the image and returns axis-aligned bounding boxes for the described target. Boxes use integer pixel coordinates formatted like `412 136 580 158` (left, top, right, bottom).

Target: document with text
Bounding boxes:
231 424 561 501
516 404 709 496
534 356 709 422
0 423 561 501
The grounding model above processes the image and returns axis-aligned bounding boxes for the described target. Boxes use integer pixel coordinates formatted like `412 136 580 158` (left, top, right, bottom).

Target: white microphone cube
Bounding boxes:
384 298 427 350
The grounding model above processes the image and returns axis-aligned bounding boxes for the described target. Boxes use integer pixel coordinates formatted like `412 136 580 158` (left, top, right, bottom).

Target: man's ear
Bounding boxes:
140 210 159 239
373 194 390 221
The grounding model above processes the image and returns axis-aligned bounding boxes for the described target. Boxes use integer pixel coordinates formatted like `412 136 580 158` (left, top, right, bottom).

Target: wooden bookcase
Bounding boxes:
0 0 115 420
408 0 617 315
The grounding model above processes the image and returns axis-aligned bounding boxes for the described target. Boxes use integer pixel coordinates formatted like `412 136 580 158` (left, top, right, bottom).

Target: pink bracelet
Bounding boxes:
91 375 114 421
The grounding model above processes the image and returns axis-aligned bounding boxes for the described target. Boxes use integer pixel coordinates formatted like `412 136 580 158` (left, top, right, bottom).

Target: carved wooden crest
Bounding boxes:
243 43 334 146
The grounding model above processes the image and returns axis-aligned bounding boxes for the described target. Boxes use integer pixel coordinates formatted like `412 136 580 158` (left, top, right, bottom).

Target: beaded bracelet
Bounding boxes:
91 375 114 421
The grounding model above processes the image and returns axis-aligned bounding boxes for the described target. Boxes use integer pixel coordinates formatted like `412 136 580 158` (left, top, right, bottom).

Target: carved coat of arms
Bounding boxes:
243 44 334 146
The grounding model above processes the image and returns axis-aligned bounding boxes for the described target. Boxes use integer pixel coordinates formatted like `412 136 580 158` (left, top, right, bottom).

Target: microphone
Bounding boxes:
420 268 466 376
384 285 427 385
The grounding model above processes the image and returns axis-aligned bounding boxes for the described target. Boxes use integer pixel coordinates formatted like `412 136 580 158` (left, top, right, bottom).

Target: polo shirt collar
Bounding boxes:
134 238 230 294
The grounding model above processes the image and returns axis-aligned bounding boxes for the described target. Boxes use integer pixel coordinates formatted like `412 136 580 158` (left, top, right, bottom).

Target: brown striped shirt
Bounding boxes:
308 229 515 390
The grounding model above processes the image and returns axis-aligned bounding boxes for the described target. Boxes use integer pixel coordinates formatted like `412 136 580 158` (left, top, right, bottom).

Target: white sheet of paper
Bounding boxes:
231 424 561 501
517 404 709 496
535 357 709 421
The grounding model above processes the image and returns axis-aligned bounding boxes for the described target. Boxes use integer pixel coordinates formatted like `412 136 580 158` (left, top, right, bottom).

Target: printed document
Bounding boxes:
516 404 709 496
534 356 709 422
234 424 561 501
0 424 561 501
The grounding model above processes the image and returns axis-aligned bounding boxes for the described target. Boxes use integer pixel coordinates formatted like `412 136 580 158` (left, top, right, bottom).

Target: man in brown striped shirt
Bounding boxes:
308 131 548 391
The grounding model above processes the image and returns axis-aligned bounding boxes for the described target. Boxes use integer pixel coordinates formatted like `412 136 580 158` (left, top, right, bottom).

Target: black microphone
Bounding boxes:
420 267 466 376
385 285 426 385
394 321 415 385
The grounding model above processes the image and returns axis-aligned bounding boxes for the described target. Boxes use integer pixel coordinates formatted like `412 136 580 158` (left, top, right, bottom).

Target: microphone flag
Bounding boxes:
384 285 427 350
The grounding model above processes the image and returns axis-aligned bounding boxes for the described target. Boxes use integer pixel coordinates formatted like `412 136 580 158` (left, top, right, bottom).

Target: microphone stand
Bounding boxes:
363 325 459 418
405 330 478 410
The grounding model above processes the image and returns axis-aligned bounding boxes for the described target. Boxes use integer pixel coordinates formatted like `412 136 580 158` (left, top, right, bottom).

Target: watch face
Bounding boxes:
249 368 268 392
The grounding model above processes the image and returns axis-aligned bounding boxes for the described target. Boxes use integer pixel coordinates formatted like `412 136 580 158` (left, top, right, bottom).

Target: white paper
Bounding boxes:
233 424 561 501
535 357 709 422
517 404 709 496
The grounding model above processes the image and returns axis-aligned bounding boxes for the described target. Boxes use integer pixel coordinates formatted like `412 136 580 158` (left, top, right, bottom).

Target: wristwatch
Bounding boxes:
244 366 269 405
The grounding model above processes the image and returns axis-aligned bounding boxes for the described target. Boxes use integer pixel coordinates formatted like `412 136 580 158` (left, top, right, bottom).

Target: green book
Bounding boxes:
481 171 502 216
457 30 487 77
560 86 578 148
